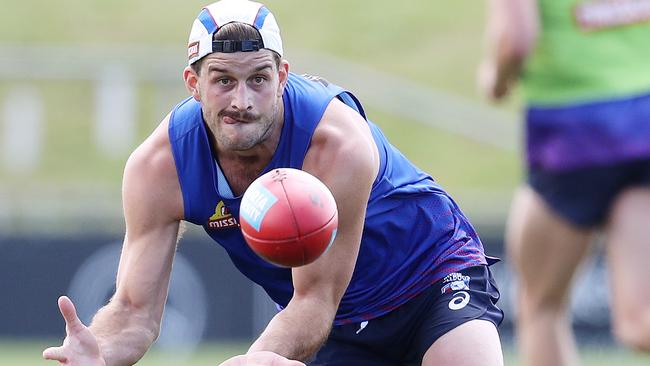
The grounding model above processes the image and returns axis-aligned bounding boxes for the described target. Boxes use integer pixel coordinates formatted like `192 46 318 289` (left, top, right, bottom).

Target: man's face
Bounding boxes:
188 50 287 153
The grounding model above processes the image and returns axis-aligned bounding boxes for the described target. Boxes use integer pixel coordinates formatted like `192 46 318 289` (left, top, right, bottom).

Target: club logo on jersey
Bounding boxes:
441 272 471 294
207 201 239 229
574 0 650 31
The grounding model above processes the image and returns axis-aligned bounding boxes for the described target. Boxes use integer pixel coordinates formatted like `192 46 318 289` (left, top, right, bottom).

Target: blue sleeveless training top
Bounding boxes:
169 73 486 324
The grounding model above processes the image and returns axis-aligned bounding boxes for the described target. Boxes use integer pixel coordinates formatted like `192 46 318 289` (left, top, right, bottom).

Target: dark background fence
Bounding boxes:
1 227 614 347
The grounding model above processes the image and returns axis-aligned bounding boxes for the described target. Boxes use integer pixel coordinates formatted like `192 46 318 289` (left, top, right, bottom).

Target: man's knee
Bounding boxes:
518 283 572 318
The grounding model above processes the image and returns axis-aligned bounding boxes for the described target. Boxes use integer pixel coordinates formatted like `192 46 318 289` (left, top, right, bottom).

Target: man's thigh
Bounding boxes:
422 319 503 366
606 187 650 348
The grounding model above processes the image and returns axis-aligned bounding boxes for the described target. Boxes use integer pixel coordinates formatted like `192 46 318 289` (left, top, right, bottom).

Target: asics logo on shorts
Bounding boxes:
448 291 471 310
441 272 472 310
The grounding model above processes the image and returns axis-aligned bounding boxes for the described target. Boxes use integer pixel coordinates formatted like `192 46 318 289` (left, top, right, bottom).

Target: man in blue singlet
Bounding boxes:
480 0 650 365
43 1 503 365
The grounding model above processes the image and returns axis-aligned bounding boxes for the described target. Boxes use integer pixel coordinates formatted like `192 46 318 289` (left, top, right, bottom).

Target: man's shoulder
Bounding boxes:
290 72 333 87
124 125 183 222
168 97 203 141
285 72 344 97
130 115 175 175
171 96 200 113
124 114 183 216
283 72 349 123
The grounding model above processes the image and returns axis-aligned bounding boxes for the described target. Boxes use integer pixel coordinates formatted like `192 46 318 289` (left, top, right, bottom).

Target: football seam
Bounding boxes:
280 178 305 264
279 179 338 238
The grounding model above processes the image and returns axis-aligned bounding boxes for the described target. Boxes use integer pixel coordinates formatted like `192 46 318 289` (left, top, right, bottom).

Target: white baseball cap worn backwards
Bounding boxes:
187 0 283 65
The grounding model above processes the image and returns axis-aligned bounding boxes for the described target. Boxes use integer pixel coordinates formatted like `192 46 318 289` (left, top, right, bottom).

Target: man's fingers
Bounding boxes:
42 346 67 362
58 295 85 332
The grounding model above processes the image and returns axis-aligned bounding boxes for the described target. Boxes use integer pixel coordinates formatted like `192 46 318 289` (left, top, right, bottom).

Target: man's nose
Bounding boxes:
230 83 252 111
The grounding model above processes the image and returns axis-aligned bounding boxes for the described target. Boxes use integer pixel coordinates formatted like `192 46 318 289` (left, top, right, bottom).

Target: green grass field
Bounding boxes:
3 340 649 365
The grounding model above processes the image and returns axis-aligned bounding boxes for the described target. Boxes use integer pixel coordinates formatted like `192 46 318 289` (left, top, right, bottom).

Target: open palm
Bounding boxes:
42 296 105 366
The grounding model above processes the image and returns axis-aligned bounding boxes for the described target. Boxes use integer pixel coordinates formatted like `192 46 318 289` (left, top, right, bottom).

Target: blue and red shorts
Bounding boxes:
308 264 503 365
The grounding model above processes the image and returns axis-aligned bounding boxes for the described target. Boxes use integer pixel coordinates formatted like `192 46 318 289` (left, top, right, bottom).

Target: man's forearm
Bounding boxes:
90 301 160 366
248 298 335 361
482 0 537 99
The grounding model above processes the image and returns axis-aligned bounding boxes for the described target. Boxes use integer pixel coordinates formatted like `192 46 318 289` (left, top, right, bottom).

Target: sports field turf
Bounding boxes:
3 340 649 365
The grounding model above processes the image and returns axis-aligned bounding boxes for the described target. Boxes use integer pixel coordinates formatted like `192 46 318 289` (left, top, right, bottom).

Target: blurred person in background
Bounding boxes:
42 0 505 365
479 0 650 365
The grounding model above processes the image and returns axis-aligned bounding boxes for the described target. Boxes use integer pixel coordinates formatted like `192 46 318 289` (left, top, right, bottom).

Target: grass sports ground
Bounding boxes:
1 1 649 365
2 340 649 365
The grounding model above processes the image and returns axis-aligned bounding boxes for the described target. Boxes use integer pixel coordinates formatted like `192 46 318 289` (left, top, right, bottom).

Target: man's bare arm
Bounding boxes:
479 0 539 100
44 117 184 366
91 117 184 365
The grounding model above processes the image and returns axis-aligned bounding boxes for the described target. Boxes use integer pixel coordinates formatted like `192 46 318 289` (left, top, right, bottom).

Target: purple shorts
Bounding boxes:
529 159 650 227
526 91 650 171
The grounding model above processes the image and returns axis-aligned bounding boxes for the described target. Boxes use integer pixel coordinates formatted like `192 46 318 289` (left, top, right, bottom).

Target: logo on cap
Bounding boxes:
188 41 200 60
187 0 283 65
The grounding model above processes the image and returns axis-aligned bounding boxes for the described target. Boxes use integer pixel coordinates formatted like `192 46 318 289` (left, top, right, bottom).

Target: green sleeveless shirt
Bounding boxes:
522 0 650 105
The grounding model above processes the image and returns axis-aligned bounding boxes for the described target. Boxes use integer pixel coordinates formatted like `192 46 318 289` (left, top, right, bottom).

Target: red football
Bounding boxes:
239 168 338 267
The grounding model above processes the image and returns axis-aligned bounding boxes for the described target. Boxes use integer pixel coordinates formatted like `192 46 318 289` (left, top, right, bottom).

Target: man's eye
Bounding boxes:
253 76 265 84
217 78 231 85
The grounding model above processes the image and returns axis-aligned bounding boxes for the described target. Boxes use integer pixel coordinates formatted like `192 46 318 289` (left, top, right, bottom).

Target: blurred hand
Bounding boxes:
219 351 306 366
477 59 511 101
42 296 105 366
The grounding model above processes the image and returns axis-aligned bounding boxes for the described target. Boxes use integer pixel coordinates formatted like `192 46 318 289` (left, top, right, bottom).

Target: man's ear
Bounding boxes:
183 66 201 101
277 59 290 98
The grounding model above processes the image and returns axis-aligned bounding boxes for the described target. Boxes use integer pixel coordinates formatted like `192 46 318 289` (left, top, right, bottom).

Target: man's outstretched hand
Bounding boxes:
42 296 105 366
